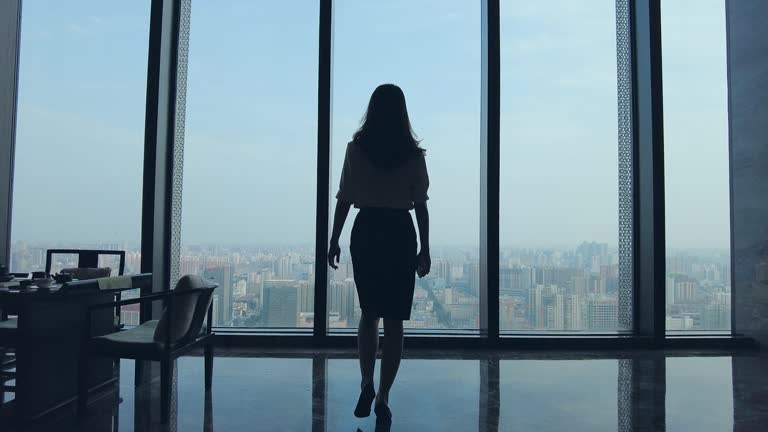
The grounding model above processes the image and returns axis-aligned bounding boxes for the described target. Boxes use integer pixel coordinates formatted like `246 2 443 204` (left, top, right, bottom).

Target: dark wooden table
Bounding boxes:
0 282 122 421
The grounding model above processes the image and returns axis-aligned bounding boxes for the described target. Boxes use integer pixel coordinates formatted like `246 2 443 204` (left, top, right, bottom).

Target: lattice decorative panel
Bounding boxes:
170 0 192 286
616 0 634 332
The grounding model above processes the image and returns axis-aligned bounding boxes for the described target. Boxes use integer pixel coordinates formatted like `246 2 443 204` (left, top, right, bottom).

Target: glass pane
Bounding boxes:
181 2 319 328
499 1 631 332
327 359 479 430
500 360 619 431
331 0 481 330
46 253 79 275
662 0 731 332
10 2 148 275
666 357 733 431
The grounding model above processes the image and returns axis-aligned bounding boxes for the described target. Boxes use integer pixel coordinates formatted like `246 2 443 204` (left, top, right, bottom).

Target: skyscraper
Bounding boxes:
588 298 618 330
435 258 451 282
275 255 292 279
262 280 299 327
329 279 356 323
468 262 480 296
550 294 565 330
180 255 201 276
565 295 585 330
501 267 532 297
204 264 233 325
675 281 697 304
529 285 546 329
298 280 314 314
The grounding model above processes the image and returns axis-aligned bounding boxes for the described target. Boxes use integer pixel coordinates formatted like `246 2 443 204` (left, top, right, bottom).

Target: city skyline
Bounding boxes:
9 238 731 333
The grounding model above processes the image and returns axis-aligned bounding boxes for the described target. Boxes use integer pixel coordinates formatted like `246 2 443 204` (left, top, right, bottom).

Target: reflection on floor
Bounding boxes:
2 348 767 431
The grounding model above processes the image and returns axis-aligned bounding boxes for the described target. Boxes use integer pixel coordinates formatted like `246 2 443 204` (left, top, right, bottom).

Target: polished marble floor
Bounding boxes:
2 348 766 431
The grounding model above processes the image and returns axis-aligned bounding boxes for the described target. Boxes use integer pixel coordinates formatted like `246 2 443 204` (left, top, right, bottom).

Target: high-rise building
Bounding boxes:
500 267 532 297
468 262 480 296
587 297 618 330
550 294 565 330
674 281 697 304
262 280 299 327
500 298 523 330
329 279 356 322
204 264 233 325
703 302 730 329
435 259 451 282
275 255 292 279
298 280 314 313
212 294 221 326
529 285 546 329
233 279 247 297
572 275 591 297
565 295 585 330
180 255 201 276
666 276 676 306
126 251 142 274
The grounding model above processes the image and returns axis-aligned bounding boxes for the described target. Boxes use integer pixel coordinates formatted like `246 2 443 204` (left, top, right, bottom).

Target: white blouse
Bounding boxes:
336 141 429 210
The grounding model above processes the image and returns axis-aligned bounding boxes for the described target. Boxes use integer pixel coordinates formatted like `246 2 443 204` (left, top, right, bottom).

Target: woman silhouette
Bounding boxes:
328 84 430 429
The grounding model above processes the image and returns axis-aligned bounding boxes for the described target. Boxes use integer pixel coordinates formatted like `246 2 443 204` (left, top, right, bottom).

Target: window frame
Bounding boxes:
0 0 745 349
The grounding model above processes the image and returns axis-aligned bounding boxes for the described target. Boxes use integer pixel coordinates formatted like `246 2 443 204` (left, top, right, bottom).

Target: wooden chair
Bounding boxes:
79 275 217 423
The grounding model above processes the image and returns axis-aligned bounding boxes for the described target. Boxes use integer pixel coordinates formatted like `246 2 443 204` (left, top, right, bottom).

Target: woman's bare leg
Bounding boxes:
376 318 404 405
357 313 380 389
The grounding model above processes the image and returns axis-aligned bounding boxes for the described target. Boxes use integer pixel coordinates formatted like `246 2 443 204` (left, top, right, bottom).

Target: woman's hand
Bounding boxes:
328 241 341 269
416 249 431 278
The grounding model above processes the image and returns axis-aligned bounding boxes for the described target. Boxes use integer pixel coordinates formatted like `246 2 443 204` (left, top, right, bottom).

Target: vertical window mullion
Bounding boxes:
480 0 500 342
314 0 333 341
631 0 666 343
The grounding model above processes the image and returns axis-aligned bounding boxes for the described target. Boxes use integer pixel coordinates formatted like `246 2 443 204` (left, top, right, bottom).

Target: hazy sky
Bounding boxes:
11 0 730 250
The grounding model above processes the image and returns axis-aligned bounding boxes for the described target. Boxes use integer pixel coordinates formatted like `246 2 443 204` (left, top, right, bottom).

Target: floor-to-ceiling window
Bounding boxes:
10 1 149 279
330 0 481 331
4 1 743 342
181 1 319 329
499 0 632 333
661 0 731 333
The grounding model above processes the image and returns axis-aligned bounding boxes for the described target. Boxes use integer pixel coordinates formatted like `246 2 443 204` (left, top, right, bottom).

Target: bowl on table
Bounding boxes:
32 278 55 289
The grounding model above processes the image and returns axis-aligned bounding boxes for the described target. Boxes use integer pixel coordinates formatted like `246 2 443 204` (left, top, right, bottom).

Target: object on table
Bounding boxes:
53 273 73 284
32 278 55 289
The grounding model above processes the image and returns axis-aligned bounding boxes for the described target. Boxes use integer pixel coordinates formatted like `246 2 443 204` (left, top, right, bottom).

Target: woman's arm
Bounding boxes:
328 200 352 269
414 202 431 277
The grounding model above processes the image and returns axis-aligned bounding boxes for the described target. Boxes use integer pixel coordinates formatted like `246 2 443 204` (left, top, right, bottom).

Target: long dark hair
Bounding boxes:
352 84 425 169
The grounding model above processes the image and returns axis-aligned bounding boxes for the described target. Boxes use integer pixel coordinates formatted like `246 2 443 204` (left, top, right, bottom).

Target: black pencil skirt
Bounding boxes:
350 207 417 320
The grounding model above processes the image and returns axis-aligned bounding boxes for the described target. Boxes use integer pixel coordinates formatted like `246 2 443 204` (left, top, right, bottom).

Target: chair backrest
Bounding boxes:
45 249 126 276
153 275 217 345
181 285 216 343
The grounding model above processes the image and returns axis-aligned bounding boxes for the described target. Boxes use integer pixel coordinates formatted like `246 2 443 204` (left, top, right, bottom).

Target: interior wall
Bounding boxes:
727 0 768 346
0 0 21 267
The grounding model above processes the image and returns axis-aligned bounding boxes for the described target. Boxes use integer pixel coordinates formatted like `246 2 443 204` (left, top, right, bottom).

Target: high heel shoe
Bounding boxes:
374 402 392 429
354 383 376 418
